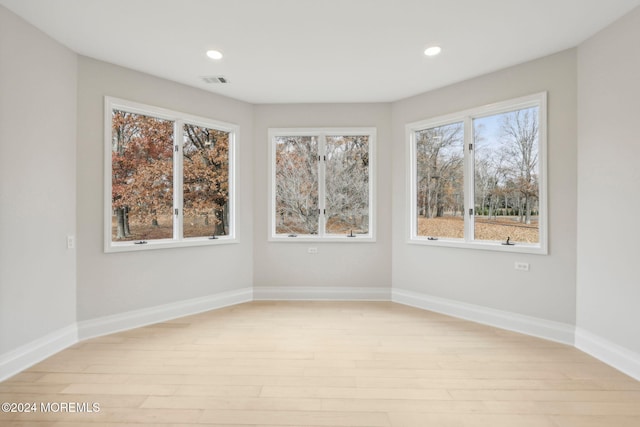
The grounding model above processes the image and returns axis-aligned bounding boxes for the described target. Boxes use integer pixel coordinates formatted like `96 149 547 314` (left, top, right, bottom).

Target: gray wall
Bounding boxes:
253 104 392 290
76 57 254 321
391 50 578 324
0 7 77 352
577 7 640 353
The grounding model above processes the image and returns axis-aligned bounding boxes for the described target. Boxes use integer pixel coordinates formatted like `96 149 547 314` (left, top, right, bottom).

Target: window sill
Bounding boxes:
105 236 238 253
408 237 547 255
269 235 375 243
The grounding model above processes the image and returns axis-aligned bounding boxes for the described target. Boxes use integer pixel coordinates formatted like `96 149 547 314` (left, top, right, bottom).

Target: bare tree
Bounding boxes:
325 135 369 234
500 108 539 224
275 136 319 234
415 123 464 219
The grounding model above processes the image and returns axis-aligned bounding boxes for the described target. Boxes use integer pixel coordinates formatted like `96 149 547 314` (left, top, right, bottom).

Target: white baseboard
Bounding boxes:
575 328 640 381
254 286 391 301
392 288 575 345
78 287 253 340
0 324 78 382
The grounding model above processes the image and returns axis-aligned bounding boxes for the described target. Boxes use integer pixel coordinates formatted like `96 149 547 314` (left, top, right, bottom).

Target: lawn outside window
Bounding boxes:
104 97 237 252
407 92 548 254
269 128 376 242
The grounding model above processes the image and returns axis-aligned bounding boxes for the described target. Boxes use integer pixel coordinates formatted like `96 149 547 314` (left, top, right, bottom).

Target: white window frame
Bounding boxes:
268 127 376 242
407 92 547 254
104 96 237 252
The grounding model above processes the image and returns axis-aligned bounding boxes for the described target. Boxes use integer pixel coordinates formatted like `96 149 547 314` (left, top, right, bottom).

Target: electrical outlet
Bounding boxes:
67 235 75 249
514 262 529 271
307 247 318 254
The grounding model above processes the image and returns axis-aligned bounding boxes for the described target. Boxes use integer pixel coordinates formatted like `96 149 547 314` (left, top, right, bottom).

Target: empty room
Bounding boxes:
1 0 640 426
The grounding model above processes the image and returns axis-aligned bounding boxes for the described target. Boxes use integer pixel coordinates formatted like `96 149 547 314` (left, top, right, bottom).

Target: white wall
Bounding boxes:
76 57 254 321
253 104 392 294
577 7 640 354
0 6 77 352
391 50 578 324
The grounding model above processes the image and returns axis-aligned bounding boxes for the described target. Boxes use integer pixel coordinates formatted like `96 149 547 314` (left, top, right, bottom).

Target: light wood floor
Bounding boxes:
1 301 639 426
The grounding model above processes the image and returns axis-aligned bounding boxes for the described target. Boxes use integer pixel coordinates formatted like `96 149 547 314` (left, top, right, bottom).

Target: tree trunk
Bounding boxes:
214 206 226 235
123 207 130 236
488 196 493 219
519 197 524 223
116 208 126 239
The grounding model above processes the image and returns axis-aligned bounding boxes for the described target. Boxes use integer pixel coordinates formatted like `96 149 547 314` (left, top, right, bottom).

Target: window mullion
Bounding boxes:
174 120 184 241
464 117 474 243
318 134 326 237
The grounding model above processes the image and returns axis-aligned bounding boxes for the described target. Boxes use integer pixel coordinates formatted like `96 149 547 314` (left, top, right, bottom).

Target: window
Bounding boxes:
105 97 236 252
269 128 375 241
408 93 547 254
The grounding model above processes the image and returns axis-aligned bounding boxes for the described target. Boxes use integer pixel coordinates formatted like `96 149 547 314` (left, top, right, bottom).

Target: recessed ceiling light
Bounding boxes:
206 50 223 60
424 46 442 57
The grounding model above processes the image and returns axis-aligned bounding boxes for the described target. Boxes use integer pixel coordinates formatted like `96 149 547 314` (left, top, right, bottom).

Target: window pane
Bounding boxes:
111 110 174 241
415 122 464 239
473 107 539 244
275 136 319 235
325 135 369 235
183 124 230 238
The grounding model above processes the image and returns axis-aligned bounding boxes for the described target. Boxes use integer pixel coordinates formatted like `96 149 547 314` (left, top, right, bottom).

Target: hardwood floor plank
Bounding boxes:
260 386 450 400
449 389 640 402
550 415 640 427
388 412 557 427
197 409 392 426
140 396 323 411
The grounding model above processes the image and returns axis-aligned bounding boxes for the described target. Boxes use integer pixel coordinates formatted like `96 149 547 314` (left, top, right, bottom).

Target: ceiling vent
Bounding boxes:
201 76 229 84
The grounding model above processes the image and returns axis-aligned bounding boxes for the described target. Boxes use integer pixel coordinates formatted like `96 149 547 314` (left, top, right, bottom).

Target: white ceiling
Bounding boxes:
2 0 639 104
